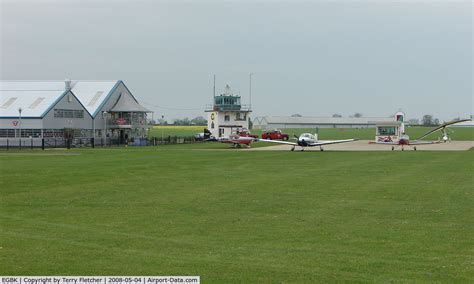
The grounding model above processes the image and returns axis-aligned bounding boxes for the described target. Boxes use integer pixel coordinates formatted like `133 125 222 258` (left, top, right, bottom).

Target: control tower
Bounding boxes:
205 84 252 138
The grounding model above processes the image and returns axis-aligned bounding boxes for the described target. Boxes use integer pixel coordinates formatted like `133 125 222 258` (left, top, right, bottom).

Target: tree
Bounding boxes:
353 113 363 118
408 118 419 125
191 116 207 125
332 114 342 118
421 114 433 126
291 114 302 117
157 118 167 125
433 118 439 125
174 118 191 125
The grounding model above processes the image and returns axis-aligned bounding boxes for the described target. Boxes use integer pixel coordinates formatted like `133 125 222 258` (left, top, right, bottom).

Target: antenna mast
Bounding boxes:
213 74 216 99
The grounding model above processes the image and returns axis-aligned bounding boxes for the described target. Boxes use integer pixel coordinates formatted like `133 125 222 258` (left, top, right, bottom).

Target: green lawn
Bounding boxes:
1 147 473 282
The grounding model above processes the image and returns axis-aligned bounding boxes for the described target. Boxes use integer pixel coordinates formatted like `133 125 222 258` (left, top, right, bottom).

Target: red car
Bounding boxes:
261 130 289 140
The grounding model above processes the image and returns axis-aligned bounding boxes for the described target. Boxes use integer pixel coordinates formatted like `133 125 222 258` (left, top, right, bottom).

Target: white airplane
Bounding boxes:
259 133 358 151
371 118 471 151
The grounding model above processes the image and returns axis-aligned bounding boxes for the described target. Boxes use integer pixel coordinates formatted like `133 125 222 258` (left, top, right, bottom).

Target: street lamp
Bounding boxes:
18 107 22 150
161 115 164 143
103 111 108 144
249 73 254 110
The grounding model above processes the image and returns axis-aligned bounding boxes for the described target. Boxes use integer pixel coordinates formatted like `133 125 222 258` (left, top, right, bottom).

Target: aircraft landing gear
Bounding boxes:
291 146 295 152
414 146 417 151
300 147 305 152
401 147 404 151
320 147 324 152
391 146 395 151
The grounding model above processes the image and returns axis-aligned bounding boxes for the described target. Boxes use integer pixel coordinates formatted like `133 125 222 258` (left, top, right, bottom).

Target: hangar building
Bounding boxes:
253 116 395 130
0 80 151 146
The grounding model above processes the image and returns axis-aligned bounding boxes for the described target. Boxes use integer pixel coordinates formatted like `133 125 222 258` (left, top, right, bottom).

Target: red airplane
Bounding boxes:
216 134 257 148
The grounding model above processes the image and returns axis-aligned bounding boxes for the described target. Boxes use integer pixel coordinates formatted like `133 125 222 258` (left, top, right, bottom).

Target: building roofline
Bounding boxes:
37 90 93 119
91 80 121 118
39 89 70 118
0 116 43 119
120 81 141 104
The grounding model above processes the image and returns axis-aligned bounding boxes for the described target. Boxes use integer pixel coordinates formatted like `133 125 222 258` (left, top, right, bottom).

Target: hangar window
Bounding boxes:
211 122 214 129
0 129 42 138
43 129 65 138
224 115 230 121
19 129 42 138
73 110 84 118
0 129 15 137
54 109 84 119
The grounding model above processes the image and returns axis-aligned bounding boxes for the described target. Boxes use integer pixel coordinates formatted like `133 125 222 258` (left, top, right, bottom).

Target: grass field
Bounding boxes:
1 146 473 282
150 125 474 141
150 125 205 137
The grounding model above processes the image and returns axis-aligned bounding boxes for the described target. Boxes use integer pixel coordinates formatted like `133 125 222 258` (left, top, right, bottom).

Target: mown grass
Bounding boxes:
1 146 473 282
149 125 474 141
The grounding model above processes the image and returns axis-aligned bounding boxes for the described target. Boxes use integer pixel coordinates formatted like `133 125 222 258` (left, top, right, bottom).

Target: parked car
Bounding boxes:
261 130 289 140
194 128 213 141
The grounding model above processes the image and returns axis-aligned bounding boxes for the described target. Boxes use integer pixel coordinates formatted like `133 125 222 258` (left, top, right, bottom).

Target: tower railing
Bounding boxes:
204 104 251 112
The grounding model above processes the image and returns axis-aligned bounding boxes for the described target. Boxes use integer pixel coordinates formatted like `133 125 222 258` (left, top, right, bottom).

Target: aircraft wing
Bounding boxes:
409 140 440 145
370 141 399 145
307 139 359 147
416 118 471 140
258 139 298 146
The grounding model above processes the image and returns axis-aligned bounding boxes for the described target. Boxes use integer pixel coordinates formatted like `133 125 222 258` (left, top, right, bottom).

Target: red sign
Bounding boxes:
12 121 19 127
116 118 126 125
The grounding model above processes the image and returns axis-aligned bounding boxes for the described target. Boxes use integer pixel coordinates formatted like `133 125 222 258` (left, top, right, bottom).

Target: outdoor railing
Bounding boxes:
0 135 205 150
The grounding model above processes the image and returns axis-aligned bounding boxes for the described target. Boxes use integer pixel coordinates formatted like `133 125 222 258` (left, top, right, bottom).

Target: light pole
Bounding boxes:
161 115 164 143
103 111 108 145
249 73 254 110
18 107 22 150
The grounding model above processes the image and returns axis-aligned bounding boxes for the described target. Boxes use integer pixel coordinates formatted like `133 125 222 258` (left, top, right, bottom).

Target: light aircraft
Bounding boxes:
216 134 257 148
259 133 358 151
371 118 471 151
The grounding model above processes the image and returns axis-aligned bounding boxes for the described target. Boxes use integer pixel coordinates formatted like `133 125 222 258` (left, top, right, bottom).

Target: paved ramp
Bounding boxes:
249 140 474 151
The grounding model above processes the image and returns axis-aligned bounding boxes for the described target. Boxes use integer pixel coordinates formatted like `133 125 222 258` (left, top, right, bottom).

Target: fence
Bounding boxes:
0 136 203 150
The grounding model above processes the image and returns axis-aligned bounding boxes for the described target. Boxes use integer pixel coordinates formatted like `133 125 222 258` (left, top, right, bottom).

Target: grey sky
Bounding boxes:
1 0 472 121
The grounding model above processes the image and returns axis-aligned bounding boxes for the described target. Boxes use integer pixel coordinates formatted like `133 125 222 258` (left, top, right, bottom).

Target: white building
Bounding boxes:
205 85 251 137
0 80 151 146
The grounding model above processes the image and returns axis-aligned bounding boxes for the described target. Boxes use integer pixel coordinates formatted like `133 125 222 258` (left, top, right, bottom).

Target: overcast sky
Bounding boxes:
1 0 472 121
